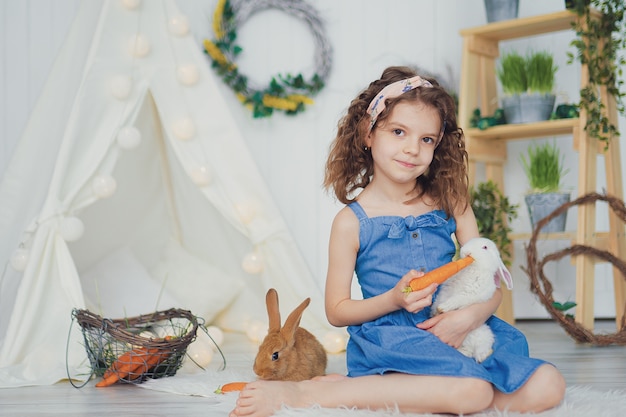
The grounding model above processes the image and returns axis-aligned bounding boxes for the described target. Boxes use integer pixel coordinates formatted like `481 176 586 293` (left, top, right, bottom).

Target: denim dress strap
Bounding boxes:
348 201 368 221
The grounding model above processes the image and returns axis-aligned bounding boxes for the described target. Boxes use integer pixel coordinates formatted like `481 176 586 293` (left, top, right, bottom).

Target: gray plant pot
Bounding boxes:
484 0 519 23
525 192 571 233
502 93 556 124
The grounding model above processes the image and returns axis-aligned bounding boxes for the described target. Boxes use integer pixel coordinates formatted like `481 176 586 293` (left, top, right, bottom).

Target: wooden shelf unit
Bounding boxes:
458 10 626 330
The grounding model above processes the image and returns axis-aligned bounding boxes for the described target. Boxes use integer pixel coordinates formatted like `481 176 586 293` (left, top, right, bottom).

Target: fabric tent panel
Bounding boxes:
0 0 332 387
0 1 104 267
66 93 172 272
0 226 88 387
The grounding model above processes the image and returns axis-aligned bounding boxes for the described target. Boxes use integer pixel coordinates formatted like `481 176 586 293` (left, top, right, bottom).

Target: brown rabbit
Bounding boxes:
253 288 327 381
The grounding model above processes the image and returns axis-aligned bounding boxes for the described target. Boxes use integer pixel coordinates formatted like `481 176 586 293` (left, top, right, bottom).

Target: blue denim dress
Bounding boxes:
345 202 546 393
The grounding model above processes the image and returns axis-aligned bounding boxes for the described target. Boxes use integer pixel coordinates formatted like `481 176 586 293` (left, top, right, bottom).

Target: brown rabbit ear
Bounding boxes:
266 288 281 331
281 297 310 341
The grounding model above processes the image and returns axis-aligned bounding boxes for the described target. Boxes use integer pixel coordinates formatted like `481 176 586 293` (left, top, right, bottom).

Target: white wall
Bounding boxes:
1 0 624 319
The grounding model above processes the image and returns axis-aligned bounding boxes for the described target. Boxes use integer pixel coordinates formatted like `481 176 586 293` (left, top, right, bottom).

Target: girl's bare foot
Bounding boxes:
229 380 310 417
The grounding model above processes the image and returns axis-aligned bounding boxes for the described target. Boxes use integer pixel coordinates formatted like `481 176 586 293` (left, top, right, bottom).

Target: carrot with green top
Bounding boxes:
215 381 248 394
403 256 474 293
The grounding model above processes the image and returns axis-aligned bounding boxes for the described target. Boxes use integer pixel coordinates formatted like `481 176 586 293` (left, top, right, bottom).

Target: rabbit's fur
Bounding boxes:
253 288 327 381
430 237 513 363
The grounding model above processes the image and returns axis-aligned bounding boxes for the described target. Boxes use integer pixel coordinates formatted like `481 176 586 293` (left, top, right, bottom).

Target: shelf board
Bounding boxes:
459 10 585 41
465 118 578 141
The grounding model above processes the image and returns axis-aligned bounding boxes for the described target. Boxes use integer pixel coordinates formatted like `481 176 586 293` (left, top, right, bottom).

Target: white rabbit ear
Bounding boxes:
266 288 281 331
495 264 513 290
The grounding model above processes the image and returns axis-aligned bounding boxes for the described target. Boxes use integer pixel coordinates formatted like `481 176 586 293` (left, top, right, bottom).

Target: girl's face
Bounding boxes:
366 101 440 187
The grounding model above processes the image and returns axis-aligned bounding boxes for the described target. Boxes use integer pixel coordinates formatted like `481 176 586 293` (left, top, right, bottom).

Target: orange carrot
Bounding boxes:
97 348 149 387
403 256 474 293
214 382 248 394
96 347 170 387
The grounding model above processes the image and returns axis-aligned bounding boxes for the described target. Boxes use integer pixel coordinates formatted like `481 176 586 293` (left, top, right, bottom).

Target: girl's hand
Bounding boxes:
417 288 502 348
416 309 475 348
392 270 438 314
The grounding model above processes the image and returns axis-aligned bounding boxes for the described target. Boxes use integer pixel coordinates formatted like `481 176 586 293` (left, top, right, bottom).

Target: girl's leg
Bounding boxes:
491 364 566 413
229 373 494 417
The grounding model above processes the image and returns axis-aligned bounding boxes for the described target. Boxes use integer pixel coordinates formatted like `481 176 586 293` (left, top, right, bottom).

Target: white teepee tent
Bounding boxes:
0 0 330 387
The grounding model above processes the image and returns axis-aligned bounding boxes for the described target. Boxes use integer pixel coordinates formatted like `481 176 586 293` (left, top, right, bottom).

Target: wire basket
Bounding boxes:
72 308 199 384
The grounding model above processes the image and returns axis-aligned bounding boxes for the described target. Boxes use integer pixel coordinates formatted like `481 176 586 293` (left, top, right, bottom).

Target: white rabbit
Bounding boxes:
430 237 513 363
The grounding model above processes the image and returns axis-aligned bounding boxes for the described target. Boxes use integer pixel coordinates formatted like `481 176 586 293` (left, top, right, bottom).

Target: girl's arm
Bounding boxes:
325 207 437 327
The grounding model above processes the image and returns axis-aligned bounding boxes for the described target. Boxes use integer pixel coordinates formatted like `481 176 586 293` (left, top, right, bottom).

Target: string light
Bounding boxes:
172 117 196 140
10 247 29 272
322 331 347 353
176 64 200 86
91 175 117 199
60 217 85 242
168 15 190 36
241 251 264 274
116 126 142 149
189 165 212 187
128 34 151 58
205 325 224 347
246 320 267 343
235 202 256 224
186 330 215 367
121 0 141 10
110 75 132 100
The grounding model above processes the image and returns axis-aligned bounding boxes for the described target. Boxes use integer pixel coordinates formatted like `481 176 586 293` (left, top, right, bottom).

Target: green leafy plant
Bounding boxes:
568 0 626 147
497 50 557 95
497 51 527 95
470 181 519 265
520 142 569 193
526 51 558 94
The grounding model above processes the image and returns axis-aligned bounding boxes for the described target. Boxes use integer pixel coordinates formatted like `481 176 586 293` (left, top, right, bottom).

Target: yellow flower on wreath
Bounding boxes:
213 0 227 40
202 40 235 70
202 0 331 118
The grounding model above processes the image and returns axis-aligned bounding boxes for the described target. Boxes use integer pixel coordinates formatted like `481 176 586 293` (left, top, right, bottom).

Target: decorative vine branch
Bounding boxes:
568 1 626 147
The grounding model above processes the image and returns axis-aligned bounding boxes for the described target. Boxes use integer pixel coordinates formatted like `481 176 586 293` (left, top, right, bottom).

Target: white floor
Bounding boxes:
1 320 625 416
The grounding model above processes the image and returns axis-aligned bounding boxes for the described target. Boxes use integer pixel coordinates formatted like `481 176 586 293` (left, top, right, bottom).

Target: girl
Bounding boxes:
230 66 565 417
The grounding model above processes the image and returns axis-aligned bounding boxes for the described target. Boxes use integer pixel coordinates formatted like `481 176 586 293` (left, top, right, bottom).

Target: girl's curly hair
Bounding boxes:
323 66 469 217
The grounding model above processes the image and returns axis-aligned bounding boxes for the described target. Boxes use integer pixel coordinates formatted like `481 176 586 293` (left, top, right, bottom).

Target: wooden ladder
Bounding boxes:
457 10 626 330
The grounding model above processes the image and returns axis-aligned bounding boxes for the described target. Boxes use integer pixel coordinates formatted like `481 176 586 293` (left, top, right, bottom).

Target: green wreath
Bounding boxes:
204 0 332 118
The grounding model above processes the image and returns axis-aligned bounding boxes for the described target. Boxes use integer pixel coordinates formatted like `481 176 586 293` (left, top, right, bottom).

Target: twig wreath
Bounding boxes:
203 0 332 118
522 192 626 345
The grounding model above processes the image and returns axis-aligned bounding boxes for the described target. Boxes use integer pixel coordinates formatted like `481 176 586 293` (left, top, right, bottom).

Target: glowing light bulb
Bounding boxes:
91 175 117 199
116 126 141 149
168 15 190 36
186 331 215 367
110 75 132 100
121 0 141 10
205 326 224 348
322 331 348 353
235 202 257 224
242 251 264 274
128 34 150 57
246 320 267 343
10 247 29 271
60 217 85 242
177 64 199 86
172 118 196 140
190 165 212 186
